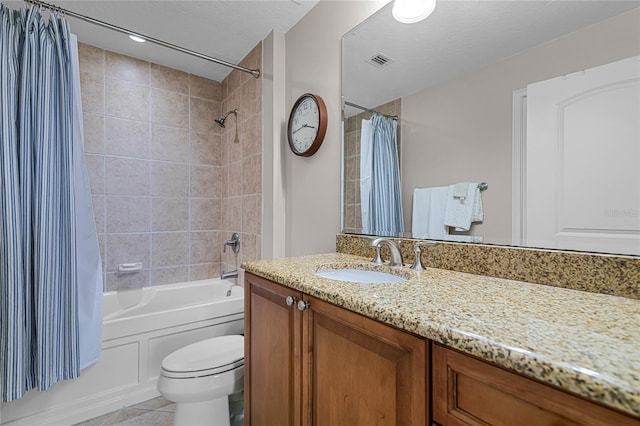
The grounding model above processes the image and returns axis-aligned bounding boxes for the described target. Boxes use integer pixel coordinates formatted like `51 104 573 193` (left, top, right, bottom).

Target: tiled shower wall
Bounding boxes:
343 99 401 233
220 44 262 276
79 42 262 292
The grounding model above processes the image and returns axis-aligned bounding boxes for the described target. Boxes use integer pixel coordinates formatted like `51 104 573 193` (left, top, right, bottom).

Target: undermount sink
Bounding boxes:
315 268 407 284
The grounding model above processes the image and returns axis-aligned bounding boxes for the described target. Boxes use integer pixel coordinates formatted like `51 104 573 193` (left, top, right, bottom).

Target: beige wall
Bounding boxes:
262 31 287 260
402 8 640 245
283 0 387 256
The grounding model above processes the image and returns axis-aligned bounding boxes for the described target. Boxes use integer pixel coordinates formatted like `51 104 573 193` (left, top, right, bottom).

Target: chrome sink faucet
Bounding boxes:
369 237 404 267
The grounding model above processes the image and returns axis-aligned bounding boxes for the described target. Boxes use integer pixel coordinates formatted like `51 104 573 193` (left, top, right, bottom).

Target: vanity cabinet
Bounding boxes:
245 272 638 426
245 272 428 426
432 344 639 426
244 273 303 426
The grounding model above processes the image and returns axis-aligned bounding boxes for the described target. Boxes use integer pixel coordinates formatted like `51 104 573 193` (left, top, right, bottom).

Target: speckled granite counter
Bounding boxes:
242 252 640 418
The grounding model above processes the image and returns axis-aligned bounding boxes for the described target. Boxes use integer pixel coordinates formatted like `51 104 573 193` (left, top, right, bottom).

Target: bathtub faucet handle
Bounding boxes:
223 233 241 254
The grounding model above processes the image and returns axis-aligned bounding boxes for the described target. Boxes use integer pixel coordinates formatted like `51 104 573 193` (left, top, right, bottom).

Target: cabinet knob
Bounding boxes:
285 296 296 306
297 300 310 311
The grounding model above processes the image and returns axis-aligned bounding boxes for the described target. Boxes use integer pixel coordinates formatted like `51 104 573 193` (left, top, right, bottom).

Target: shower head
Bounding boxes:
215 109 238 128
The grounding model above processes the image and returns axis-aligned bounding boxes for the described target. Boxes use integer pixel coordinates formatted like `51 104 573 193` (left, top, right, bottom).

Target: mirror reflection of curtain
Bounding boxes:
360 114 404 237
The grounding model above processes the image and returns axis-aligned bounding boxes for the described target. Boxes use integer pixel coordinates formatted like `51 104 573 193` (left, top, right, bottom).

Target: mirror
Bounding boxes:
342 0 640 255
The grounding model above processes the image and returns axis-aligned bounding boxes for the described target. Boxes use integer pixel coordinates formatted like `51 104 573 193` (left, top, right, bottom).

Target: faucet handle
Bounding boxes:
368 237 388 264
371 245 385 264
410 241 436 271
223 233 240 254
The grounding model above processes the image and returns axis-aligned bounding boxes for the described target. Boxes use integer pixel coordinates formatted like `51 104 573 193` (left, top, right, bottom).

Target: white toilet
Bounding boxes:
157 335 244 426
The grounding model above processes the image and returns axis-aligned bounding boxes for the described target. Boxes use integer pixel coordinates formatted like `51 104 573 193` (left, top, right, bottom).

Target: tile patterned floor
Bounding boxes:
74 397 175 426
75 394 244 426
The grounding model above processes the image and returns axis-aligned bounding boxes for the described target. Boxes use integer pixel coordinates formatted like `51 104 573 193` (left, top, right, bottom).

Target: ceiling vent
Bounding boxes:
367 53 394 69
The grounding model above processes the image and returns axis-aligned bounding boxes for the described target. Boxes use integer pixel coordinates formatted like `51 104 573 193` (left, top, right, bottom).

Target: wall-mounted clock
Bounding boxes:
287 93 328 157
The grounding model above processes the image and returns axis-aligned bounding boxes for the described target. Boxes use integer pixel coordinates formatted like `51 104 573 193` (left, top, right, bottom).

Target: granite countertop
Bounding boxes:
241 252 640 418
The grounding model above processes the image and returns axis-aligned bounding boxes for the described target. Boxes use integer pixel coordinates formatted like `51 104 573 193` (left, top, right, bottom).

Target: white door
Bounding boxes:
525 56 640 255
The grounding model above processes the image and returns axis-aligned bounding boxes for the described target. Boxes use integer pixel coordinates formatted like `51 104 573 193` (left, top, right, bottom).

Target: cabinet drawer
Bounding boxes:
432 344 639 426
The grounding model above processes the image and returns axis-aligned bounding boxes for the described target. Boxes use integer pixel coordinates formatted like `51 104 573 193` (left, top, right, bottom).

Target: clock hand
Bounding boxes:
292 124 317 134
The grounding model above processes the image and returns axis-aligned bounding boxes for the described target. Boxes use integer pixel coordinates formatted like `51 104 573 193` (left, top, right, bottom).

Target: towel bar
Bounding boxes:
418 182 488 191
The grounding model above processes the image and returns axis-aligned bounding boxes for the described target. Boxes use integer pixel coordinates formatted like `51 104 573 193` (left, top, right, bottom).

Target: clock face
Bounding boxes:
287 94 327 157
290 97 320 153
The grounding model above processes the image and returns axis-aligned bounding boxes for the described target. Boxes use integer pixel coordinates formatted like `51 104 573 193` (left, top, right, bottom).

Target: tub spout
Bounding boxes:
221 269 238 280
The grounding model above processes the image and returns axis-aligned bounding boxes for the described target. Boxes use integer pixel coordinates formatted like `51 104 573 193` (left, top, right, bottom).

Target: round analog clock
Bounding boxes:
287 93 328 157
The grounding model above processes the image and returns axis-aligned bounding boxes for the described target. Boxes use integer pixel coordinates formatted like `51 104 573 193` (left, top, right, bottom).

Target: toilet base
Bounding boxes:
174 396 230 426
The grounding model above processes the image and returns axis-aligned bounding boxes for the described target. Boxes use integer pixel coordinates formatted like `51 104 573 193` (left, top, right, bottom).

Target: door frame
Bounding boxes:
512 88 527 246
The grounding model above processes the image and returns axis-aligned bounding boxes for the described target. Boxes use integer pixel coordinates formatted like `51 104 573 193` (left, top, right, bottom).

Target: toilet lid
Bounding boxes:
162 335 244 375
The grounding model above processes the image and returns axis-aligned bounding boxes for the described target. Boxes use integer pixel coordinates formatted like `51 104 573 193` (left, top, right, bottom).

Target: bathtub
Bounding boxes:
0 279 244 426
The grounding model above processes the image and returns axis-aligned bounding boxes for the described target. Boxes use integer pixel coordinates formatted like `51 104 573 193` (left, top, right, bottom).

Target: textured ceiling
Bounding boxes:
6 1 638 96
343 0 640 117
7 0 319 82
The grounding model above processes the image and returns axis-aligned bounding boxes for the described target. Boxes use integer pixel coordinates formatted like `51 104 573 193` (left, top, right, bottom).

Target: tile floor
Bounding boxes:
74 397 175 426
76 393 244 426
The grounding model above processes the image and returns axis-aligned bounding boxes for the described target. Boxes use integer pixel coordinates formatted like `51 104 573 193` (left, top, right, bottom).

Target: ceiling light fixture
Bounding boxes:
392 0 436 24
129 34 145 43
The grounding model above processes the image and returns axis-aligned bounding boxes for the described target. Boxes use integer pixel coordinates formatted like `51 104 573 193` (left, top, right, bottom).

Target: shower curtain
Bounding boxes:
0 6 103 402
360 114 404 237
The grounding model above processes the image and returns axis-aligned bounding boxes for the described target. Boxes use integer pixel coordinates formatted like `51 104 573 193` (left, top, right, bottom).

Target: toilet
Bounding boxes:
157 335 244 426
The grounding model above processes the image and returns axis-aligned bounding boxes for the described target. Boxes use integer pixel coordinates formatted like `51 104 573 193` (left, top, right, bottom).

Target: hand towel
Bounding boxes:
453 182 469 199
412 187 449 239
444 182 484 231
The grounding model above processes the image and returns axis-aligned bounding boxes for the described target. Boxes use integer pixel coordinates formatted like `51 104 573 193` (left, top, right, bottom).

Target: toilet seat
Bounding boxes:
161 335 244 379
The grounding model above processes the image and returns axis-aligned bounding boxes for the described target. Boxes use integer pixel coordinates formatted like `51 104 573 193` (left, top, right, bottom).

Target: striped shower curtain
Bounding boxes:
0 6 102 402
361 113 404 237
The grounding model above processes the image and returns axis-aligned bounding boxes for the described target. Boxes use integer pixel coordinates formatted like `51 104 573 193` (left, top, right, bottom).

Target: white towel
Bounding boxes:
453 182 468 199
444 182 484 231
412 187 449 239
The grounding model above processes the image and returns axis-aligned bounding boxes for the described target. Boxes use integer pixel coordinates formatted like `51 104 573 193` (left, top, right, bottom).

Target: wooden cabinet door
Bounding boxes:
245 273 303 426
432 343 639 426
304 295 427 426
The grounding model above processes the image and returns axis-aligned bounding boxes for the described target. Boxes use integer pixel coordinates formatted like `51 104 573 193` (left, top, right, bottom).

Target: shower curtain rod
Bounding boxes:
344 100 398 120
24 0 261 79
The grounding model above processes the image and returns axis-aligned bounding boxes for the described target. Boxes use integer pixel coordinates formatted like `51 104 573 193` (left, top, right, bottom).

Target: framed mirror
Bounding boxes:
341 0 640 255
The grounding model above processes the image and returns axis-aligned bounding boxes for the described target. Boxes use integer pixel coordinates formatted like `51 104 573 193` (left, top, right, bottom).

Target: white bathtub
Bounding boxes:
0 279 244 426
